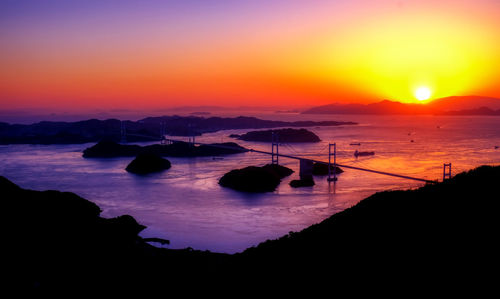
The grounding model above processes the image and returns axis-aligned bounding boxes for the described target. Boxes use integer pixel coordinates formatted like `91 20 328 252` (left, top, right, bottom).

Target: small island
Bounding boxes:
289 177 315 188
311 163 344 176
125 153 171 174
83 140 248 158
219 164 293 192
232 128 321 143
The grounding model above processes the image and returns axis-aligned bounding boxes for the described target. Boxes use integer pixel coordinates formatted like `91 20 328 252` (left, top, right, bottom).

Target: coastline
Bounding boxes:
4 164 499 291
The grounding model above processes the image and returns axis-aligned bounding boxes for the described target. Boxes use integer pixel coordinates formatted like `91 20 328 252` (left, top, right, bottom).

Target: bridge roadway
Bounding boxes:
163 138 437 184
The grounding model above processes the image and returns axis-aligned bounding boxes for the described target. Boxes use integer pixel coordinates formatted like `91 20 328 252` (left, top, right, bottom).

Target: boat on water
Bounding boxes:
350 143 361 146
354 150 375 157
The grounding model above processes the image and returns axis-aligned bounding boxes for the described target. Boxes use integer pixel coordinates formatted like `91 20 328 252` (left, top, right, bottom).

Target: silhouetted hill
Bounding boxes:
238 165 499 278
0 119 158 144
303 95 500 115
2 175 231 293
5 165 498 292
0 115 356 145
138 115 355 135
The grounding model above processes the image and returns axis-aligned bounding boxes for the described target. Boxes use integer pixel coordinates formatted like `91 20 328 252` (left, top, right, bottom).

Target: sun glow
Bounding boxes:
0 1 500 109
414 87 432 101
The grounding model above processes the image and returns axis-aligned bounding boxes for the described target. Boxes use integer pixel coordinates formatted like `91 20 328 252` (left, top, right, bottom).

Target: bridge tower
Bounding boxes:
271 132 279 164
327 143 338 182
443 163 452 181
120 121 127 143
160 121 167 145
160 121 165 138
188 123 196 146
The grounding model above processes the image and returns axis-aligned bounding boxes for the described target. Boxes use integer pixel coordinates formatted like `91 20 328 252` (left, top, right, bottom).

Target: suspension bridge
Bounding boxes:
120 121 451 184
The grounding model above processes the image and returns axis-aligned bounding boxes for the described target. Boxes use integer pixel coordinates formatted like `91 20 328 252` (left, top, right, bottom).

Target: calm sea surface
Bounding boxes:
1 114 499 253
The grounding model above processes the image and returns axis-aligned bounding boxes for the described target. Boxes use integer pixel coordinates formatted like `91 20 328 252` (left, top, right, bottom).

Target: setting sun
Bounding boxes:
415 87 432 101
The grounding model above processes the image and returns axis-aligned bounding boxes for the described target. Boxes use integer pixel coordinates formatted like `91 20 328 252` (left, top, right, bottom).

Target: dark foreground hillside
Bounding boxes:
239 166 499 273
2 176 233 294
3 165 499 293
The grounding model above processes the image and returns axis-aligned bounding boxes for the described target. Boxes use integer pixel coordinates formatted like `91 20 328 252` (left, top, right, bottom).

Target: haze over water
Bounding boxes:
1 114 499 253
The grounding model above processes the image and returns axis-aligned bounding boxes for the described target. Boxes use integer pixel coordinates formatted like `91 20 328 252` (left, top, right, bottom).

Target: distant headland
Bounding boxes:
0 115 356 145
302 96 500 115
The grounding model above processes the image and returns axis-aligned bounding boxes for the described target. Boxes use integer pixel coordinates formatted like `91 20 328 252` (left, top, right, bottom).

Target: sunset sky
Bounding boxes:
1 0 500 111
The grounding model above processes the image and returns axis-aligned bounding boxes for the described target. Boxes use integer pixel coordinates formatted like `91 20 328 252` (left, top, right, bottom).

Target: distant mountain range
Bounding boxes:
302 96 500 115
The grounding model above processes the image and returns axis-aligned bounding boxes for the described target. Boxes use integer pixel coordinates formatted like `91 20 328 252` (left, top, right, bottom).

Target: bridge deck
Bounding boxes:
164 138 437 184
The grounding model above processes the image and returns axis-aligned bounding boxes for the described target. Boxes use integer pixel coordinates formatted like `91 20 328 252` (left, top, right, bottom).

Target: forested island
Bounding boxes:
125 153 172 174
230 128 321 143
219 164 294 192
83 140 248 158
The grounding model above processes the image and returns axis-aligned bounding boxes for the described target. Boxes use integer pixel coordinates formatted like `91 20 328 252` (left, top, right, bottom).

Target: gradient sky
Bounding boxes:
1 0 500 110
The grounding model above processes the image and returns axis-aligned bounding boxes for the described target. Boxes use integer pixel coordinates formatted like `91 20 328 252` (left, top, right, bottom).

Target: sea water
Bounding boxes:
1 114 499 253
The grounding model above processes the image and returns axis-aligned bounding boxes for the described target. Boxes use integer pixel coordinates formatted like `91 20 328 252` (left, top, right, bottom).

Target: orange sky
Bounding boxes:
1 0 500 111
